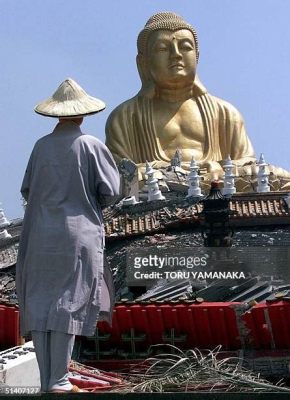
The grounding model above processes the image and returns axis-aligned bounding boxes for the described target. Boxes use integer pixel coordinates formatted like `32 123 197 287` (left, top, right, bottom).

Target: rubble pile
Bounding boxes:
0 269 17 306
1 227 290 306
106 228 290 303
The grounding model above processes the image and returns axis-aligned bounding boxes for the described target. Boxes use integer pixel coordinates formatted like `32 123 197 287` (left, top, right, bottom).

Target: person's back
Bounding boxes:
23 122 114 249
17 79 120 393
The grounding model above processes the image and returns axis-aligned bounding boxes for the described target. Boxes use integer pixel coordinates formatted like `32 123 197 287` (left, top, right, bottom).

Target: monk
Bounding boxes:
16 78 120 393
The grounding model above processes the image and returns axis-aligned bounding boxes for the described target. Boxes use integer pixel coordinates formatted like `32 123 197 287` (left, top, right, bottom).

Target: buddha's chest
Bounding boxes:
152 99 205 144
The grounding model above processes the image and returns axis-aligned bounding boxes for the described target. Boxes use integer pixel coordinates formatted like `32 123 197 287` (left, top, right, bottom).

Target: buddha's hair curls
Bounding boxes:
137 12 199 61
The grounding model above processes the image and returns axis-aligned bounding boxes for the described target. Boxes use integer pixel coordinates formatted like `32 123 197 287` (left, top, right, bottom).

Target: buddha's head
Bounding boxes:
137 12 199 97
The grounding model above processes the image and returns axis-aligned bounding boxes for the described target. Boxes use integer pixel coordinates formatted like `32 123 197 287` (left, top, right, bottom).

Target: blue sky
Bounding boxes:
1 0 290 218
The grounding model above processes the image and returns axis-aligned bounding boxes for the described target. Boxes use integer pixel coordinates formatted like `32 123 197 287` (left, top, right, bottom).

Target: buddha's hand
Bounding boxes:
151 160 171 169
237 164 258 176
198 161 224 175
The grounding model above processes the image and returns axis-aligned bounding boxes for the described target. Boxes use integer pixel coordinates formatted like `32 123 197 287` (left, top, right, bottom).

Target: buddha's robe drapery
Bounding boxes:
106 79 255 167
16 122 120 336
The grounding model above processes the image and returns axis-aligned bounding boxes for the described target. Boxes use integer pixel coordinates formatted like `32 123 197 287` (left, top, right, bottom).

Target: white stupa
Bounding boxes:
0 206 11 239
186 156 202 198
256 153 270 193
222 155 236 196
145 161 165 202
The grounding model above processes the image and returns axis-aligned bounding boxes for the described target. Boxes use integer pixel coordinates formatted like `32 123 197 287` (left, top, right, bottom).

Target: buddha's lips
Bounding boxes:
169 63 184 69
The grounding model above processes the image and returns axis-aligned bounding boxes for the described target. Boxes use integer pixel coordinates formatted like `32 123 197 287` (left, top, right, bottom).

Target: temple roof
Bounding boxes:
104 191 290 239
1 192 290 254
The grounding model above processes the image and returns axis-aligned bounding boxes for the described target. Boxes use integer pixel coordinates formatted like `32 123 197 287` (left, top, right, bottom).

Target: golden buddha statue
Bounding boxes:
106 12 290 189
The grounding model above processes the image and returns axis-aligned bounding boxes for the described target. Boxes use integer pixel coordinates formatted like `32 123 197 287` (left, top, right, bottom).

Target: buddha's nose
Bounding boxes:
170 43 182 59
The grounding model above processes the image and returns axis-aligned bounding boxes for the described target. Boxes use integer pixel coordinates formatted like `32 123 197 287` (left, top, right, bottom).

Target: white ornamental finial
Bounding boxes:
222 155 236 196
0 206 10 229
145 160 154 176
0 205 11 239
256 153 270 193
187 156 202 198
145 161 165 202
259 153 267 166
190 156 197 168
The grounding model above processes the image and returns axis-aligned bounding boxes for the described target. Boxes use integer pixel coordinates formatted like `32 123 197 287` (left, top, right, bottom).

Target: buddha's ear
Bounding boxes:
136 54 155 99
136 54 148 84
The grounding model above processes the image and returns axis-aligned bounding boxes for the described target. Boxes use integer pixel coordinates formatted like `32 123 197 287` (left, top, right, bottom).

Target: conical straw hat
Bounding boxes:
34 78 105 118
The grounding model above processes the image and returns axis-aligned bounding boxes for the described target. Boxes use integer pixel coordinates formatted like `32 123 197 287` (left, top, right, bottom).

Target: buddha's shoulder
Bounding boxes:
207 94 244 122
107 95 145 125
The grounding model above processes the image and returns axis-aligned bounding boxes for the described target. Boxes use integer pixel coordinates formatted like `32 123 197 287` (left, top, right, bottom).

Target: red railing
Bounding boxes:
1 301 290 352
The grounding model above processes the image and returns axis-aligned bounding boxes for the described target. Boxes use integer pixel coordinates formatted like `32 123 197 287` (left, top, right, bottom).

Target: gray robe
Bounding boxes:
16 121 120 336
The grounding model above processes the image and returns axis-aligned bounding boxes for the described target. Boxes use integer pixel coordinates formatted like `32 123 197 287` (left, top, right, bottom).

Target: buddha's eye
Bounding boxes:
180 42 194 51
153 41 168 52
156 45 168 52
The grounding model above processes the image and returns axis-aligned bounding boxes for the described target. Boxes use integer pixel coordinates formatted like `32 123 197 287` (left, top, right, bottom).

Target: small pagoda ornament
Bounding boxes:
145 161 165 202
0 206 11 239
170 149 182 168
256 153 270 193
222 155 236 196
187 156 202 198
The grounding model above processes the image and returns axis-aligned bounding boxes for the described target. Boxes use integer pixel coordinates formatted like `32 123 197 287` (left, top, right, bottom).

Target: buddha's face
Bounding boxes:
146 29 197 89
